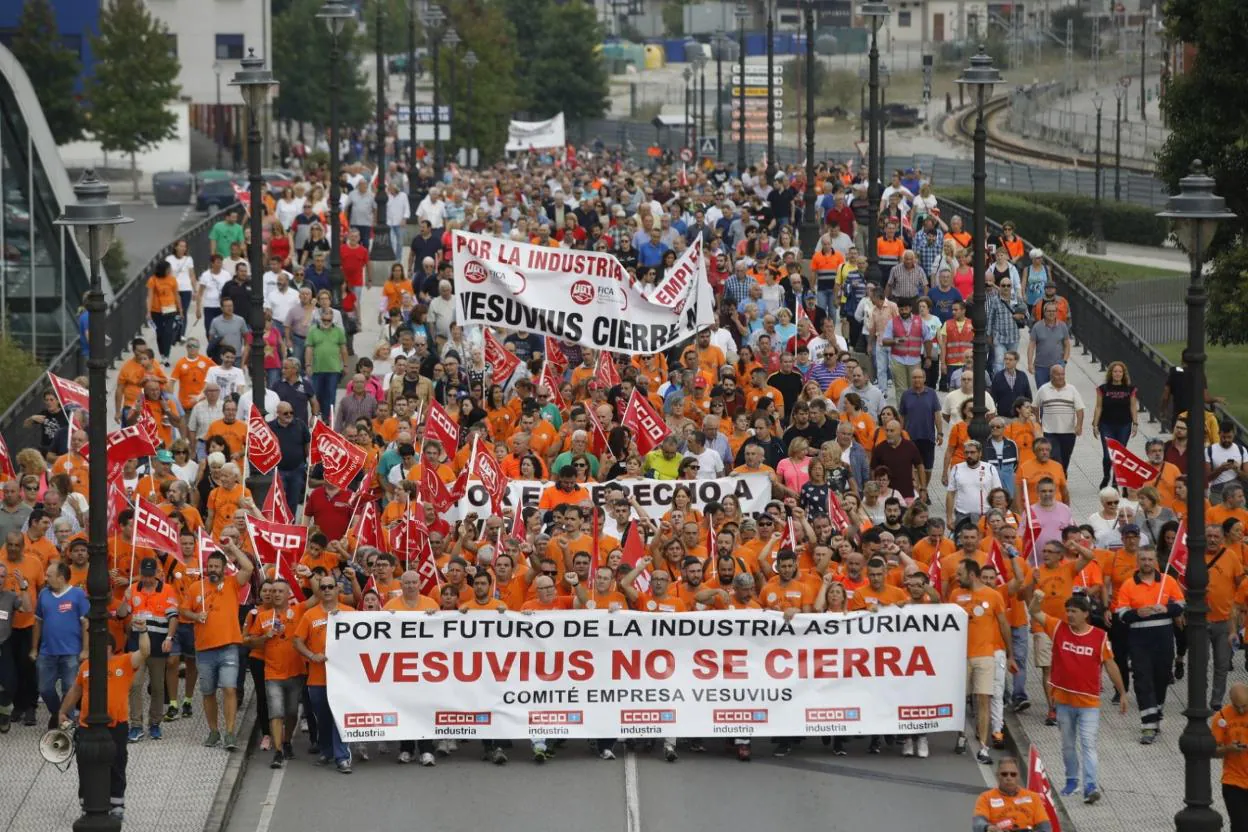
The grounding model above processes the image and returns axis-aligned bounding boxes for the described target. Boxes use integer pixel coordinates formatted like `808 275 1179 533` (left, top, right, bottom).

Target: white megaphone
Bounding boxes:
39 726 76 770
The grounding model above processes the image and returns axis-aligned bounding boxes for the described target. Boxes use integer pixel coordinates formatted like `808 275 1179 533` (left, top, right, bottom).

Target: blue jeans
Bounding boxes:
872 341 890 389
992 343 1013 376
1010 625 1029 701
1099 421 1133 485
1056 703 1100 787
37 653 80 719
311 372 342 423
307 684 350 764
817 287 840 322
266 367 282 389
389 225 405 255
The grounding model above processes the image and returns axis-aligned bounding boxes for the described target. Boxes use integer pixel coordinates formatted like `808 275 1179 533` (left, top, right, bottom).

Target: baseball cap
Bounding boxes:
1120 523 1141 536
155 448 174 463
139 557 159 576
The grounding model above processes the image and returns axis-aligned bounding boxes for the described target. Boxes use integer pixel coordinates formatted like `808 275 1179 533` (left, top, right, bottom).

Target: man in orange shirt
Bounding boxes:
1204 524 1245 711
170 338 216 412
250 579 306 769
950 558 1016 764
848 557 908 611
760 550 814 613
1212 682 1248 829
973 758 1052 832
205 400 247 460
294 574 353 772
51 430 90 498
1113 547 1185 744
460 570 507 612
1014 436 1070 509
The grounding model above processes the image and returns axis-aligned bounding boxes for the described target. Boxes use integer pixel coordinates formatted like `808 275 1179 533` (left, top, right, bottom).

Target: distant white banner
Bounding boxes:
456 474 773 520
505 113 565 152
452 230 709 355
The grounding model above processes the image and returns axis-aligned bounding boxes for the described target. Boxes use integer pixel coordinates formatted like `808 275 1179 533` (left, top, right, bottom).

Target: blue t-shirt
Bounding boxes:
899 387 942 442
927 285 963 323
35 586 89 655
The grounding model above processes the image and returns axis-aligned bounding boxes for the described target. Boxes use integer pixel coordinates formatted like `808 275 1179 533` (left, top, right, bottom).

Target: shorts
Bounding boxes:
197 646 240 695
265 677 305 719
169 627 196 657
1032 631 1053 668
967 656 995 696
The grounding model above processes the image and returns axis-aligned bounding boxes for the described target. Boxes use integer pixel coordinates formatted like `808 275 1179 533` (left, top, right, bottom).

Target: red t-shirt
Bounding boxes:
268 234 292 266
340 244 369 288
303 486 355 540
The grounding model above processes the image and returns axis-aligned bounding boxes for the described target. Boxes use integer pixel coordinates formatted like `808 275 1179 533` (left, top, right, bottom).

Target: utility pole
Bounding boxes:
1140 18 1147 122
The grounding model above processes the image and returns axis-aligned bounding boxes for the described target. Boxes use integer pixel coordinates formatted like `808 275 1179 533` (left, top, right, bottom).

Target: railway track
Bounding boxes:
951 95 1156 176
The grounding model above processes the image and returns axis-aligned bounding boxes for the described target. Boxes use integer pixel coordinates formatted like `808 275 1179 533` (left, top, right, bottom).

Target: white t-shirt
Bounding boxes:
1208 442 1248 486
686 447 724 479
238 388 281 422
265 286 300 325
807 334 849 364
198 269 231 308
167 254 196 292
204 365 247 400
946 461 1002 516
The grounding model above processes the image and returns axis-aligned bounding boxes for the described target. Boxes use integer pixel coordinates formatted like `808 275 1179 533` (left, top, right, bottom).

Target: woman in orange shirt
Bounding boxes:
942 399 975 484
840 393 877 453
1004 399 1042 466
147 260 183 365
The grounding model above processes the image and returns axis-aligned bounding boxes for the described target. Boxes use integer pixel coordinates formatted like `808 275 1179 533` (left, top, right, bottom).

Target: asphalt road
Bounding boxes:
226 731 991 832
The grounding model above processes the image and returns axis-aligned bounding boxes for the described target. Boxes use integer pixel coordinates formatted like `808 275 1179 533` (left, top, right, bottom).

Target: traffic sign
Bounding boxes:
732 67 783 81
679 147 693 162
698 136 719 156
732 86 784 98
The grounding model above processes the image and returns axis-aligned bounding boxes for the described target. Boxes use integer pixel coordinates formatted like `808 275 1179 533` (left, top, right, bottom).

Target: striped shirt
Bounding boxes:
1033 382 1086 434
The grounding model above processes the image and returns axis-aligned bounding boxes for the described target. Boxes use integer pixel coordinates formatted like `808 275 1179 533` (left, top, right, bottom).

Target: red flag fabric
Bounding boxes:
107 484 130 534
263 473 294 524
1169 517 1188 587
0 429 14 481
425 399 460 454
420 464 457 514
394 516 440 594
986 540 1008 587
1021 485 1040 566
134 406 161 449
585 403 612 457
310 419 366 489
593 352 621 389
509 503 526 540
827 490 851 532
133 495 182 559
448 466 470 502
470 437 509 514
1105 438 1158 490
926 552 942 591
355 500 382 551
1027 745 1064 832
246 515 309 568
620 390 671 456
246 404 282 474
274 551 306 603
540 362 567 410
81 425 159 483
483 329 521 384
48 372 90 411
544 337 568 373
620 520 651 593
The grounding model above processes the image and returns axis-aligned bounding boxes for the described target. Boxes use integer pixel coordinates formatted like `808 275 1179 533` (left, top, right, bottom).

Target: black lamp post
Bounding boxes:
955 45 1002 447
1089 92 1105 255
800 0 818 258
765 0 775 180
1113 82 1125 202
736 2 748 171
444 27 460 161
860 0 889 287
683 66 693 150
370 1 395 261
317 0 352 304
878 64 890 172
407 0 418 185
696 53 707 155
55 171 131 832
422 5 447 179
715 28 725 161
231 51 279 456
1158 162 1235 832
463 50 478 164
213 62 225 169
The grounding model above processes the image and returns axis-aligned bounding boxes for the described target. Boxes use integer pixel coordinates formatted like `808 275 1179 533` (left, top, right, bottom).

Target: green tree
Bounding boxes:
88 0 180 198
1157 0 1248 344
10 0 86 144
272 0 373 129
437 0 519 163
362 0 418 58
526 0 609 124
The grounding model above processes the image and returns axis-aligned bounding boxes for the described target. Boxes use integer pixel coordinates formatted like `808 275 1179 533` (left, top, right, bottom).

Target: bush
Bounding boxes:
936 190 1069 252
0 337 48 415
101 236 129 293
940 187 1168 246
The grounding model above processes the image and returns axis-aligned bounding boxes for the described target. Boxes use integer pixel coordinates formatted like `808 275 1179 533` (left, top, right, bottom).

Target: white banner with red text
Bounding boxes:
326 609 968 740
451 230 713 355
455 474 772 522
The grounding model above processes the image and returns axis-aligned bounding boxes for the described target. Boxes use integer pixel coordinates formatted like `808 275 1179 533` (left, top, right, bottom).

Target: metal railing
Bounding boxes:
0 204 238 454
936 196 1246 441
1098 276 1189 345
1007 84 1169 163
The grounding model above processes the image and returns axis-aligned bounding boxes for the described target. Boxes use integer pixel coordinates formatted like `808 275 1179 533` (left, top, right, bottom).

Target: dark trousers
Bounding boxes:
311 372 342 425
1225 783 1248 832
9 626 36 713
176 291 192 342
1109 617 1132 693
0 639 15 712
248 657 269 733
1099 422 1133 484
203 307 221 343
279 465 307 511
76 722 128 810
1044 432 1077 473
398 739 435 754
1129 624 1174 728
152 312 178 360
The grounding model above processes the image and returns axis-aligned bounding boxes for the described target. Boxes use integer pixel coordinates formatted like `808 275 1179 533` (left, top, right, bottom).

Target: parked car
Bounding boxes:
196 178 240 214
152 171 194 206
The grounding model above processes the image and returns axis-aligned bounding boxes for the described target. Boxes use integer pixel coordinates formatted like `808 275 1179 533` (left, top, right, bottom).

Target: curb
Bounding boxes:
202 691 258 832
1003 709 1080 832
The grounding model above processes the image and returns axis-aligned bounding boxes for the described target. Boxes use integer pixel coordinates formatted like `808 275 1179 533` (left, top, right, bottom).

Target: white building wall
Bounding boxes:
143 0 272 105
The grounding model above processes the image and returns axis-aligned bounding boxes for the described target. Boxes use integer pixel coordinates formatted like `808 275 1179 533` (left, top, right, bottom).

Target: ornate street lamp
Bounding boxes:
463 49 479 163
317 0 353 303
55 171 132 832
799 0 818 258
421 5 447 178
860 0 889 286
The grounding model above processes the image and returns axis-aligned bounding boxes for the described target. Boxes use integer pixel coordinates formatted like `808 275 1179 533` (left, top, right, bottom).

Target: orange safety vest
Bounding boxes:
944 318 974 367
889 314 924 361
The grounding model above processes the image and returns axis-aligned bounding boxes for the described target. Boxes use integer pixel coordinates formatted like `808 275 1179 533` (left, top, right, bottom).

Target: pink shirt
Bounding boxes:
777 457 811 492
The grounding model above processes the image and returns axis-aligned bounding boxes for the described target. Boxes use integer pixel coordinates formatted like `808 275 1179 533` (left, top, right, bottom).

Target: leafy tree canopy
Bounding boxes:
11 0 87 144
273 0 373 128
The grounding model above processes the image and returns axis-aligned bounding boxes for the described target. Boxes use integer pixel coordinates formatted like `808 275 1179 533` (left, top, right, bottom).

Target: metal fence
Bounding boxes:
936 196 1246 441
1007 84 1170 163
577 117 1169 207
0 204 237 454
1098 275 1188 346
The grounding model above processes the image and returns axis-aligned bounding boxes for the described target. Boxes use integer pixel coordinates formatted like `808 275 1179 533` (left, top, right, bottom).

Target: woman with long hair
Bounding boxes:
1093 360 1139 488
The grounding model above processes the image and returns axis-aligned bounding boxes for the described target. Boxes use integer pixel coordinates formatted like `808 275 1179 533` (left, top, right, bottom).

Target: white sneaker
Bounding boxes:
435 740 450 757
419 752 436 767
447 739 459 752
397 751 413 764
902 737 915 757
917 736 930 758
600 748 616 760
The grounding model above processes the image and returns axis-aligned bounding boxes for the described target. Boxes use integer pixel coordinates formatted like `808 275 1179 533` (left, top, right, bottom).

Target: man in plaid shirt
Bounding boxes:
912 215 945 278
721 261 754 309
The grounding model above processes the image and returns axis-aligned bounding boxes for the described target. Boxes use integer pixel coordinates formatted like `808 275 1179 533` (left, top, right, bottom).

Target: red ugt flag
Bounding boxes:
620 390 670 456
246 405 282 474
424 399 460 454
310 419 366 489
483 329 521 383
1105 438 1158 490
1027 745 1063 832
544 336 568 373
420 463 457 514
246 515 309 568
355 499 382 551
264 473 294 524
48 372 90 412
470 437 509 514
133 495 182 561
593 352 621 389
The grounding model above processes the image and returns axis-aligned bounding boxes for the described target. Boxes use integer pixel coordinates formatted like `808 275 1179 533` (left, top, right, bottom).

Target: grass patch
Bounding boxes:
1156 342 1248 425
1064 253 1186 283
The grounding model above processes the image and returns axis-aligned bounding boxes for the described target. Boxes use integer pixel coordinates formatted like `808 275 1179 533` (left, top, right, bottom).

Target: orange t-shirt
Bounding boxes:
950 585 1006 658
147 274 181 315
522 596 575 611
847 583 908 611
206 484 250 539
633 592 689 613
972 788 1050 830
384 594 439 612
759 577 813 611
77 653 137 728
190 577 244 651
461 597 507 611
1206 548 1245 623
295 603 355 685
255 604 307 680
1015 458 1067 506
171 355 215 411
1031 560 1079 633
117 359 149 409
1213 704 1248 790
206 419 247 458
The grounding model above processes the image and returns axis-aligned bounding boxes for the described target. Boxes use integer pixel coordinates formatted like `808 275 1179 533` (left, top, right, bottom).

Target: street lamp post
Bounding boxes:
683 66 693 150
860 1 889 287
55 170 132 832
444 27 460 162
800 0 818 258
463 50 478 164
231 51 279 457
370 4 395 261
1113 83 1125 202
956 45 1003 447
407 0 418 185
697 54 707 155
715 28 724 161
765 0 775 180
422 5 446 179
878 65 890 175
1090 92 1105 255
213 63 224 169
317 0 352 304
1158 161 1235 832
736 2 748 171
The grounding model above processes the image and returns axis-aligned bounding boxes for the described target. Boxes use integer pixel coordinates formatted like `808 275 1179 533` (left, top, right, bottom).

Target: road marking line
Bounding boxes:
625 751 641 832
254 761 285 832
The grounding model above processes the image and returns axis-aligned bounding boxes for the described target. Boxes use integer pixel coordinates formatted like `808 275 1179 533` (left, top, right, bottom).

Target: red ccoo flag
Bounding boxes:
1168 517 1188 588
827 490 851 532
264 473 294 524
424 398 460 454
273 551 306 602
134 406 162 449
483 329 521 385
620 390 671 456
246 404 282 474
310 419 366 489
82 425 159 482
245 515 309 568
133 495 182 560
1105 438 1158 490
48 372 90 412
1027 745 1064 832
355 499 382 551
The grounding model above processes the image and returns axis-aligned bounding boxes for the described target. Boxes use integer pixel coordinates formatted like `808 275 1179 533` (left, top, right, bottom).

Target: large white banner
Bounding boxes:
452 230 712 355
505 113 566 152
327 609 969 740
456 474 772 522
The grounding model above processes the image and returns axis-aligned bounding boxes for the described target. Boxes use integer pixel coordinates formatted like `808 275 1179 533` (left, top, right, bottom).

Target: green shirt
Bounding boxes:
209 220 245 256
305 324 346 374
643 450 683 481
553 451 598 478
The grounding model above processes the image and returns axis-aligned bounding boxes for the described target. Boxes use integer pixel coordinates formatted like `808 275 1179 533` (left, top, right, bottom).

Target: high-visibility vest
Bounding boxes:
889 314 924 360
944 318 973 367
1050 622 1107 699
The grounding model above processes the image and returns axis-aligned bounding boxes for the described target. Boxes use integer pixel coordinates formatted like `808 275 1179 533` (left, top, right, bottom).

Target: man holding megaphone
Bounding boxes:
56 617 150 822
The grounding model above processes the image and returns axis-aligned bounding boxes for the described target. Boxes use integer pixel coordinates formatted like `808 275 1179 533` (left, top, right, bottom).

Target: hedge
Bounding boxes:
939 187 1169 247
933 191 1069 251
